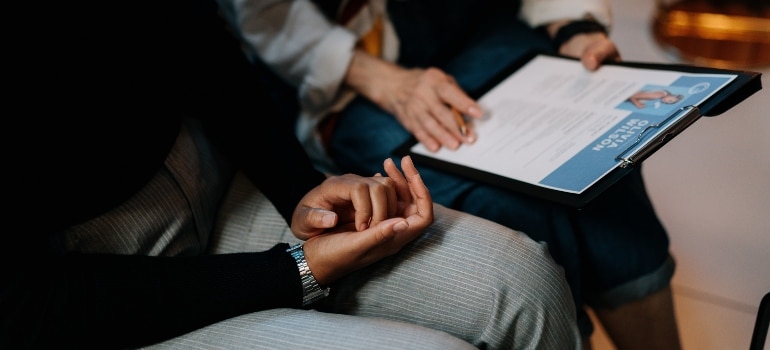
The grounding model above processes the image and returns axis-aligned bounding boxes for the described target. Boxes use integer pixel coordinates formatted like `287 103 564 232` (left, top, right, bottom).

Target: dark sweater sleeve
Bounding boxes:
2 245 301 349
3 0 325 349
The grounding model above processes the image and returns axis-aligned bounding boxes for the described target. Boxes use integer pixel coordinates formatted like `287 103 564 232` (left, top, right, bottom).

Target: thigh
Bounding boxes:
60 118 233 257
439 15 555 95
206 174 581 348
208 172 301 254
145 308 476 350
323 204 581 349
452 182 591 333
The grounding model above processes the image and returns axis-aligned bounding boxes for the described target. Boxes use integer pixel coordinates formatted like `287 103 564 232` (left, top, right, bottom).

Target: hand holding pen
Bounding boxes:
343 50 483 153
436 99 482 150
407 80 483 153
452 106 471 138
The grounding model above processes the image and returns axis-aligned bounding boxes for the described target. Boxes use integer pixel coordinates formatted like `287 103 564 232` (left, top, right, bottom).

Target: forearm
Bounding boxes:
218 0 357 114
2 245 299 349
344 49 404 110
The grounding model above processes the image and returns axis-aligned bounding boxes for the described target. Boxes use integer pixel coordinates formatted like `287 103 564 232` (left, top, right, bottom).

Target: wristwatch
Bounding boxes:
286 243 330 307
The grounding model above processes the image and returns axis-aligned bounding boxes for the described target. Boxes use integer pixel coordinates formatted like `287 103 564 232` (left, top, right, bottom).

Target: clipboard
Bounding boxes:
396 52 762 208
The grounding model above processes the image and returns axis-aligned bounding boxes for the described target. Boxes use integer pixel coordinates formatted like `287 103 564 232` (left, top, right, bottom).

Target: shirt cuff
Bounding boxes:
298 26 357 115
520 0 612 31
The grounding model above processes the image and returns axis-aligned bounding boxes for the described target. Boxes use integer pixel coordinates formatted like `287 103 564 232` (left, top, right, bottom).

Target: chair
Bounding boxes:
749 291 769 350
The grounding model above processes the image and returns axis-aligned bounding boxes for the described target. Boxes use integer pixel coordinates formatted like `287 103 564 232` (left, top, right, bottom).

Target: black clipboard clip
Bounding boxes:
615 105 702 168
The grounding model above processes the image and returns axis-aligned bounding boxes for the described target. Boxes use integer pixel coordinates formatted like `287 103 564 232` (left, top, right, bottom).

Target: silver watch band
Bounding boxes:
286 243 330 306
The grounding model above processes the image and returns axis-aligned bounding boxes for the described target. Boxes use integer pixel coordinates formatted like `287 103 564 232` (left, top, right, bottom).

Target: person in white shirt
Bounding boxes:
215 1 681 348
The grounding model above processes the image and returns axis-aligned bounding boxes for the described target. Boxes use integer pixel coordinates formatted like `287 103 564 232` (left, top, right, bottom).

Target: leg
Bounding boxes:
187 174 477 349
593 285 681 350
208 173 581 349
147 308 476 350
61 118 234 257
324 203 581 349
330 1 679 345
328 24 679 347
576 169 681 349
207 171 302 254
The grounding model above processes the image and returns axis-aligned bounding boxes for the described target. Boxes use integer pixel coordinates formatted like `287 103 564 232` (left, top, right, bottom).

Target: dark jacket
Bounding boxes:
3 0 327 348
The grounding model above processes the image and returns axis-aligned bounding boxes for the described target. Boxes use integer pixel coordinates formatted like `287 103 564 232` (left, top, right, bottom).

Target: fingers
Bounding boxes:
302 216 412 286
581 38 621 71
439 74 483 119
344 156 432 232
346 176 397 231
399 156 433 226
382 158 406 192
362 175 398 229
293 157 430 243
434 73 482 143
397 68 481 152
400 156 431 202
423 102 473 148
559 32 621 71
293 173 399 238
383 156 433 229
292 207 339 240
428 70 481 147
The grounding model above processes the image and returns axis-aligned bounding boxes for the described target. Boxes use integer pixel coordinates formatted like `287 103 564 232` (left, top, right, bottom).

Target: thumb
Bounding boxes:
294 207 338 238
366 217 410 245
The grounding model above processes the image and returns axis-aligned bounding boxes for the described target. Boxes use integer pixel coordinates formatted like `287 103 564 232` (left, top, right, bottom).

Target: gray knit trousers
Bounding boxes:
65 120 581 349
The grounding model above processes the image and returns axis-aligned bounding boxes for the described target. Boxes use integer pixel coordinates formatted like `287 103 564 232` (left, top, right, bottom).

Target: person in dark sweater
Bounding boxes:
2 0 581 349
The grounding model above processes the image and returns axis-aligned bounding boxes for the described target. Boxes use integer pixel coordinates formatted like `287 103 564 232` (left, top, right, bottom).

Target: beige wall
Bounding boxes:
597 0 770 348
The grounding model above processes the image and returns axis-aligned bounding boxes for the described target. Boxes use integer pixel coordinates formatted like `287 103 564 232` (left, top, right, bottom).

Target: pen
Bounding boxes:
452 107 468 136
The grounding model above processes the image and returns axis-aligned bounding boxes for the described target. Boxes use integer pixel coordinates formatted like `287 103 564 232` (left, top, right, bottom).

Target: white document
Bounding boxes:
410 55 736 194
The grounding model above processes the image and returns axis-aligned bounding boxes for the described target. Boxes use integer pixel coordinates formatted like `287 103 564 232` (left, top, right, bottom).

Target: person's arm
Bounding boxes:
2 244 300 349
6 114 304 350
343 49 483 152
215 0 482 153
520 0 612 31
215 0 358 115
2 1 309 348
1 4 417 349
521 0 620 70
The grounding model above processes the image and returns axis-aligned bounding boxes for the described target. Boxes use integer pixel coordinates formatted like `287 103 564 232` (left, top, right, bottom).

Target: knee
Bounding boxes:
486 229 580 347
430 205 580 348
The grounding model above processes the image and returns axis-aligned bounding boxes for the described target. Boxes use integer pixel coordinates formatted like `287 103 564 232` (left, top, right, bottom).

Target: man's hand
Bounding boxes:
292 172 398 240
294 156 433 285
345 50 484 153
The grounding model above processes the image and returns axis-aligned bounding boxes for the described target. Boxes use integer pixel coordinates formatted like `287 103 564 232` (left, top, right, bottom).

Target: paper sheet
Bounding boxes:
410 55 736 194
